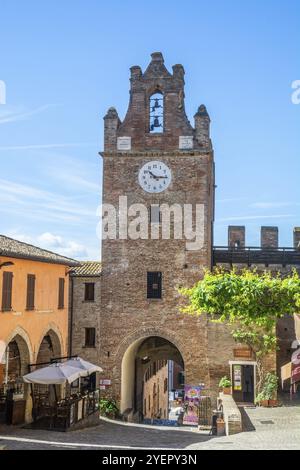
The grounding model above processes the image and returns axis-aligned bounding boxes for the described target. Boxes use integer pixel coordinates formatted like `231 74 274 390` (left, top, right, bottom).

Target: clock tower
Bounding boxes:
100 52 216 417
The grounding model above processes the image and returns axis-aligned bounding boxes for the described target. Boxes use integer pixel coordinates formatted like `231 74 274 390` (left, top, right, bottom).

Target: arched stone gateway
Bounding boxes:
118 331 186 420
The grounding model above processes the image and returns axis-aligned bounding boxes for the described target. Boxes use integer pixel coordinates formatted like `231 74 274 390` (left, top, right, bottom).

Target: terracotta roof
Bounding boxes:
0 234 80 266
71 261 102 277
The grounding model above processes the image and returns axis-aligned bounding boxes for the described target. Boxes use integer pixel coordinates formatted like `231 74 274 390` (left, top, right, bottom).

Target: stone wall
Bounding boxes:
70 275 101 365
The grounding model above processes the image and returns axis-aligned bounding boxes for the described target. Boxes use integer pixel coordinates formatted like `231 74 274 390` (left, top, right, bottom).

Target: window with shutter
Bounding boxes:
1 271 13 311
58 278 65 309
26 274 35 310
85 328 96 347
84 283 95 302
147 272 162 299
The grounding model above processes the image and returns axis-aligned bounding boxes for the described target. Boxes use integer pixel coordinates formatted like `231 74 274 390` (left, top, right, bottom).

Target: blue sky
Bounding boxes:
0 0 299 260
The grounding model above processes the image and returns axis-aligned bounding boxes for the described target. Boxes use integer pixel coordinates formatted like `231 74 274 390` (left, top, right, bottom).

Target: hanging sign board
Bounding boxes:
233 348 252 359
100 379 111 386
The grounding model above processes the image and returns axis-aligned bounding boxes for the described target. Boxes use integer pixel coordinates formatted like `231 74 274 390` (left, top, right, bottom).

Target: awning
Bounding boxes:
64 357 103 376
0 340 7 365
23 363 83 385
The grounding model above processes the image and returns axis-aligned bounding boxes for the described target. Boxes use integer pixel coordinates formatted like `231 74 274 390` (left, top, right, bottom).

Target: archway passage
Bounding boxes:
1 335 31 395
121 336 184 423
0 334 31 424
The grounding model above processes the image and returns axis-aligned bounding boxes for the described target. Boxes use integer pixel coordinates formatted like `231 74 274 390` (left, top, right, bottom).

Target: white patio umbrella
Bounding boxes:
64 357 103 376
23 363 84 385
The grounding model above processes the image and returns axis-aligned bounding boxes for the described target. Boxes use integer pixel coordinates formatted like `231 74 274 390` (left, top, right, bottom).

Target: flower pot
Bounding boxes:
268 399 278 407
223 387 232 395
259 400 269 407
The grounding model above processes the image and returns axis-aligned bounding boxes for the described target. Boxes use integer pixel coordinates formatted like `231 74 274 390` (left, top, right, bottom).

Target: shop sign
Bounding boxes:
100 379 111 386
233 365 242 391
233 348 252 359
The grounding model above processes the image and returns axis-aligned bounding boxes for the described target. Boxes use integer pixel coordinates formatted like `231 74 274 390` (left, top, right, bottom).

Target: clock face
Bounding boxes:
138 161 171 193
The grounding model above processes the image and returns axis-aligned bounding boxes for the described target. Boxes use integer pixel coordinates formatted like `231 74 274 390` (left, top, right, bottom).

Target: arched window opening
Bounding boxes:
149 92 163 133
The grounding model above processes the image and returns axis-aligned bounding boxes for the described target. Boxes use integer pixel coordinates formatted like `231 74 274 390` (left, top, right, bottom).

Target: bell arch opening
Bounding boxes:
149 92 164 133
121 335 184 423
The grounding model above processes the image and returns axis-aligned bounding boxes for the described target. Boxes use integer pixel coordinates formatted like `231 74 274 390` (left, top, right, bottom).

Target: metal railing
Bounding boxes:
213 246 300 267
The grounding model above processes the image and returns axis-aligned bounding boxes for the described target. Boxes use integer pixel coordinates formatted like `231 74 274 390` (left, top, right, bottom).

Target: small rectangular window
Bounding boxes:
84 283 95 301
1 271 13 311
26 274 35 310
150 205 161 224
85 328 96 347
147 272 162 299
58 278 65 309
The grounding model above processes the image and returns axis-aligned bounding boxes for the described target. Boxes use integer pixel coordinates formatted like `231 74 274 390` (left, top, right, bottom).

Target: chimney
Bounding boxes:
228 226 245 248
261 226 278 248
294 227 300 250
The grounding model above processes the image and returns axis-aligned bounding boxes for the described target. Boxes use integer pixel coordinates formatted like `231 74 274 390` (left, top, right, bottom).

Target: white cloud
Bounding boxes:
0 143 97 151
0 178 97 224
6 231 88 259
37 232 88 258
249 202 299 209
0 104 60 125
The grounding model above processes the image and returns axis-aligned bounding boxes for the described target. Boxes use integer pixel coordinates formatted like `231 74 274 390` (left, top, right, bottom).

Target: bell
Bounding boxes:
153 116 161 128
154 99 161 109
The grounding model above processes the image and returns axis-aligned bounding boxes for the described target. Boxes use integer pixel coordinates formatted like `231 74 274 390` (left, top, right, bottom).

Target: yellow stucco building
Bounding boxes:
0 235 78 423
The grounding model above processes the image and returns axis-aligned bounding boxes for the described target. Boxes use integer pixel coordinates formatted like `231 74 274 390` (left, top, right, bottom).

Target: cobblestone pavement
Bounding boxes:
0 419 211 450
1 403 300 450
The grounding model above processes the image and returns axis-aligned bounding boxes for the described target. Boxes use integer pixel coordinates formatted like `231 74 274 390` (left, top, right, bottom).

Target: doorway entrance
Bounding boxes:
231 363 255 403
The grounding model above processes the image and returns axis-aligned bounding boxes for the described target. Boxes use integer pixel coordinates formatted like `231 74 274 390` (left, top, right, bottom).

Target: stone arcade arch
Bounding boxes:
119 331 185 419
36 328 63 366
3 328 33 423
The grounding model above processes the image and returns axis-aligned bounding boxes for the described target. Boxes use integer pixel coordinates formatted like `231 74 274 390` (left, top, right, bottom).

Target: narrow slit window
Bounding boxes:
147 272 162 299
85 327 96 347
149 92 163 133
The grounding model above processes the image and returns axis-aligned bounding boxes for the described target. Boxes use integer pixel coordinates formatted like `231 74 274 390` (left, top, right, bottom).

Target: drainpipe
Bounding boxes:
69 276 74 357
5 345 9 386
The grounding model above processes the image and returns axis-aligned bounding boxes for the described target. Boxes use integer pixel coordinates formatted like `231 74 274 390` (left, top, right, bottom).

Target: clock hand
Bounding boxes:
148 171 167 179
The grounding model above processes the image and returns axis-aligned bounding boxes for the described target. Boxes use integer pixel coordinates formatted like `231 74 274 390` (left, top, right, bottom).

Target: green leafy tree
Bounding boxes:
180 268 300 392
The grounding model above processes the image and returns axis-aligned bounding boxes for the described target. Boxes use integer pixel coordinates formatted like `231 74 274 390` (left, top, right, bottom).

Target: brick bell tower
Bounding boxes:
99 52 216 416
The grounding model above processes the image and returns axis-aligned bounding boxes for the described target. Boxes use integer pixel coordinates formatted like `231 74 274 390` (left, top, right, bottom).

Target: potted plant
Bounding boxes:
255 372 278 407
219 376 232 395
255 390 269 407
99 398 119 419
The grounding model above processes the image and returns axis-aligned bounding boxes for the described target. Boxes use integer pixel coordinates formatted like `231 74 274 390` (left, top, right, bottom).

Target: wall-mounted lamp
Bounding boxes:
0 261 14 270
